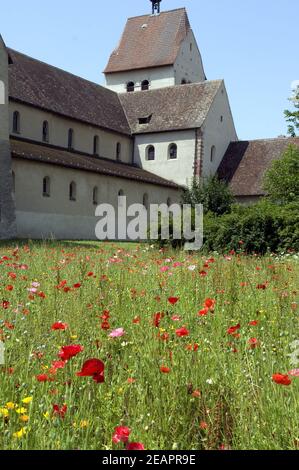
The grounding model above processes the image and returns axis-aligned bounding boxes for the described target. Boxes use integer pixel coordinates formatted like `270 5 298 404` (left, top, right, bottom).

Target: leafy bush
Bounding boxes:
154 200 299 254
263 144 299 204
182 176 235 215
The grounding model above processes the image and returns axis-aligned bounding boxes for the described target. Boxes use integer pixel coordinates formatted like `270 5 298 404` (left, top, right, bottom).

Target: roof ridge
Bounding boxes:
126 7 186 20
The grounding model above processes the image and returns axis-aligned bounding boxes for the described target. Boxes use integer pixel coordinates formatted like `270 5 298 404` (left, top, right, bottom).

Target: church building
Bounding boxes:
0 0 298 240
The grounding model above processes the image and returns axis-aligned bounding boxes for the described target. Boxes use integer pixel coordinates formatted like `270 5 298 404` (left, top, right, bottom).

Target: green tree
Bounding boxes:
182 176 234 215
284 85 299 137
263 144 299 204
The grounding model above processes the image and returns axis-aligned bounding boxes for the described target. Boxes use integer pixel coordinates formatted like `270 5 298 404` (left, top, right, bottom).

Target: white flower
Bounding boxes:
206 378 214 385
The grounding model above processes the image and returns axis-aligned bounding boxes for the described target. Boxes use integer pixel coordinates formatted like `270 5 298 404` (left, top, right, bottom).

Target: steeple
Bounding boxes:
150 0 162 15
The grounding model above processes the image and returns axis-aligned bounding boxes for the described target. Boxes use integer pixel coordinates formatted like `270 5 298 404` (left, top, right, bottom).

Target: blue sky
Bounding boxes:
0 0 297 140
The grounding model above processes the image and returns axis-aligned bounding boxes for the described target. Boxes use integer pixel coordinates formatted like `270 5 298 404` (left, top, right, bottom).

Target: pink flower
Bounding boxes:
288 369 299 377
109 328 125 338
160 266 170 273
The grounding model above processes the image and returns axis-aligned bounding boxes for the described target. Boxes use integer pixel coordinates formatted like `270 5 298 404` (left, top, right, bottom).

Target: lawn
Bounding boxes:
0 241 298 450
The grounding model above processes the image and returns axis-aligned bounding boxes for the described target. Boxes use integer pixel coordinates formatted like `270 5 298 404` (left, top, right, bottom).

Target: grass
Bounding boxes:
0 241 298 450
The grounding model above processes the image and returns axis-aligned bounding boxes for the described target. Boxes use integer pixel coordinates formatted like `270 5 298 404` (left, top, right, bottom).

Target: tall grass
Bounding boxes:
0 241 298 450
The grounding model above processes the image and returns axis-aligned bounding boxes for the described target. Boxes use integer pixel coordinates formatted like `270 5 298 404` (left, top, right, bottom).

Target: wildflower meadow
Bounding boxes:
0 241 298 450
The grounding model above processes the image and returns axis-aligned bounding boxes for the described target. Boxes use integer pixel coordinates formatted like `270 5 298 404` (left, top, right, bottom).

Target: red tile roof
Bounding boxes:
11 138 180 189
8 49 131 136
104 8 191 73
120 81 222 134
218 137 299 197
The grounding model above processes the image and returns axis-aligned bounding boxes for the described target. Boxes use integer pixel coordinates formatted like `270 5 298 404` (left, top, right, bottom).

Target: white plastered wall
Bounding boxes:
9 102 133 164
105 65 175 93
134 130 196 187
174 29 206 85
201 83 238 178
12 159 181 240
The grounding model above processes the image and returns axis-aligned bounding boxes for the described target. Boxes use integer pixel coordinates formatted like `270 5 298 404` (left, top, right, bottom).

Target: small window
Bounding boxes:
138 114 152 125
141 80 149 91
147 145 155 161
68 129 74 150
116 142 121 161
168 144 178 160
43 176 50 198
69 181 76 201
118 189 125 207
93 136 99 156
143 193 149 209
42 121 49 143
220 115 223 123
167 197 172 207
210 146 216 163
127 81 135 92
13 111 20 133
190 43 193 52
12 171 15 194
181 79 187 85
93 187 98 205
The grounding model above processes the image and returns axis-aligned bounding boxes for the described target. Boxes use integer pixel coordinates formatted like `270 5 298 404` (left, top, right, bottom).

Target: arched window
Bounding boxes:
147 145 155 161
210 145 216 162
69 181 77 201
141 80 149 91
127 81 135 93
0 81 5 105
118 189 125 207
42 121 49 143
43 176 50 198
68 129 74 150
168 143 178 160
181 79 187 85
143 193 149 210
116 142 121 161
93 187 98 205
93 136 99 156
13 111 20 133
167 197 172 207
12 171 15 194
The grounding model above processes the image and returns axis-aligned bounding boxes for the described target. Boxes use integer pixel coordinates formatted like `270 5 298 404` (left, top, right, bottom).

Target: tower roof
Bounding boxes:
104 8 191 74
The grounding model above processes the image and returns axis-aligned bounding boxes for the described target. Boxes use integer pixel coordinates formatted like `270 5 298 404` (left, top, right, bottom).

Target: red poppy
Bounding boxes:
101 321 110 330
53 404 67 419
248 338 259 349
58 344 83 361
73 283 82 289
77 359 105 383
158 332 169 341
198 307 209 317
133 316 141 324
199 421 208 430
112 426 131 444
227 324 241 335
257 283 267 290
36 374 53 382
8 272 17 279
176 327 190 337
192 390 201 398
249 320 259 326
160 366 171 373
5 285 14 291
168 297 179 305
153 312 164 328
205 298 216 310
51 322 68 331
2 301 10 310
272 373 292 386
126 442 145 450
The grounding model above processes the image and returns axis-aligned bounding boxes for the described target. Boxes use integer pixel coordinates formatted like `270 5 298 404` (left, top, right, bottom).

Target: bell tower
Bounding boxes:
150 0 162 15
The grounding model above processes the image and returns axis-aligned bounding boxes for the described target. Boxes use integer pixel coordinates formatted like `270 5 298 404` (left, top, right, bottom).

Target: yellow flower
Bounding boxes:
13 427 27 439
80 420 89 428
71 335 78 340
16 407 27 415
6 402 16 410
22 397 33 405
0 408 9 417
20 415 29 423
43 411 50 420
